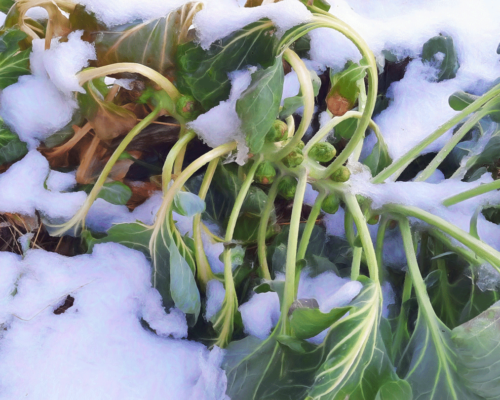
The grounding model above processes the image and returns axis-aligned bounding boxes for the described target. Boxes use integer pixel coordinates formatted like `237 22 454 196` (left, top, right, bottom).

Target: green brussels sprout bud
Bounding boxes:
278 176 298 200
330 166 351 182
321 194 340 214
265 120 288 142
282 148 304 168
309 142 337 163
297 140 305 150
176 95 200 120
367 214 380 225
255 161 276 185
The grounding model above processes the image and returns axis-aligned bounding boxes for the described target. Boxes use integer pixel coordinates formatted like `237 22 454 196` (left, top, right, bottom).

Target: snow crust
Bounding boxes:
0 243 228 400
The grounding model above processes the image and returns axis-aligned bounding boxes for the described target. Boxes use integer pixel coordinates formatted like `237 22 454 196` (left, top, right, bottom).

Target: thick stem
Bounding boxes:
257 176 281 280
415 111 486 182
344 192 379 282
281 168 308 334
373 86 500 183
443 179 500 206
193 158 219 291
375 216 390 282
77 63 181 103
274 49 314 160
386 203 500 269
295 190 326 291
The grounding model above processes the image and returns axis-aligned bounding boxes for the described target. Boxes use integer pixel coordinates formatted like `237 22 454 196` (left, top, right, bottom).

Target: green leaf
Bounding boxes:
448 91 478 111
375 380 413 400
327 59 368 114
452 300 500 399
176 19 279 110
82 181 132 205
0 29 31 89
169 239 201 318
363 134 393 176
96 2 202 77
299 0 330 12
332 117 357 140
173 190 205 217
0 121 27 165
459 268 500 324
236 56 284 153
398 303 481 399
0 0 14 14
290 306 350 340
422 34 460 82
276 334 316 353
307 278 396 399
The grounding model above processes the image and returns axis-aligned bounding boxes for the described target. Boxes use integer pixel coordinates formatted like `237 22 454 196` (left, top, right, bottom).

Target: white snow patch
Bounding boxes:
239 291 280 340
0 243 228 399
205 279 225 321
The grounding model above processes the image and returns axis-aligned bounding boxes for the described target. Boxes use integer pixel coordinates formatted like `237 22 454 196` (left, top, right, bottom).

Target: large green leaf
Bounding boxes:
0 120 27 165
375 380 413 400
290 306 350 340
398 303 481 399
422 35 460 82
307 278 396 399
0 0 13 14
0 29 30 89
176 19 279 110
96 2 202 77
452 300 500 399
237 56 284 153
172 190 205 217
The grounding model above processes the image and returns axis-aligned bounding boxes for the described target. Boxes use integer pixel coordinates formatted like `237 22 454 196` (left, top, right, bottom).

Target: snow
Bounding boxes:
0 243 228 400
45 171 77 192
0 32 95 147
239 291 281 340
189 68 254 165
0 12 6 26
205 279 225 321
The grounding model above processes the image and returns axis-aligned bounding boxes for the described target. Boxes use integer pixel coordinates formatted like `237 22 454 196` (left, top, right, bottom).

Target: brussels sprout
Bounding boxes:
278 176 298 200
309 142 337 163
297 140 305 150
176 95 200 120
282 148 304 168
255 161 276 184
266 120 288 142
367 214 380 225
321 194 340 214
330 166 351 182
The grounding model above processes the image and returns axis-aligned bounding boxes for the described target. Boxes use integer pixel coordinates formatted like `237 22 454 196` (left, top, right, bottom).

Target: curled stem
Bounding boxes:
274 49 314 160
77 63 182 103
257 175 281 280
161 129 196 192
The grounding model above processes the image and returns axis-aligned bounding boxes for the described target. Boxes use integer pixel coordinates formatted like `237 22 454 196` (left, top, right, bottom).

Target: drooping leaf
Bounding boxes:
96 2 203 78
0 29 30 89
169 239 201 318
375 380 413 400
299 0 331 12
176 19 279 110
0 121 28 165
422 34 460 82
452 300 500 399
237 56 284 153
327 59 368 116
172 190 205 217
81 181 132 206
289 306 350 340
363 133 393 176
448 91 478 111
